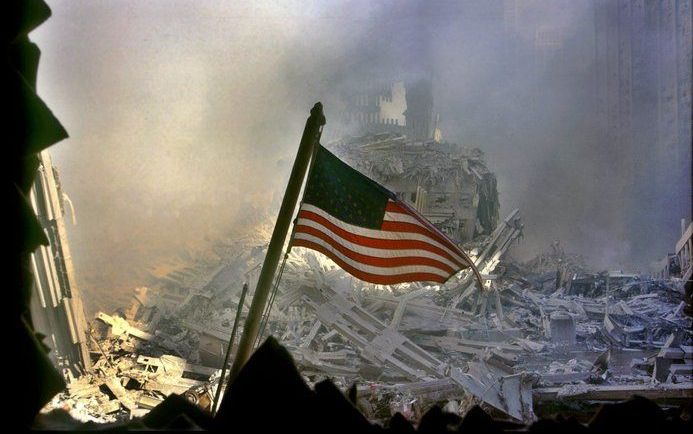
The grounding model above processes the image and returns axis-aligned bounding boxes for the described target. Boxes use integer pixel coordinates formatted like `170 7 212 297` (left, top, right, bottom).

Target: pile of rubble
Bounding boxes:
42 206 692 424
40 312 222 423
271 218 691 423
39 230 276 423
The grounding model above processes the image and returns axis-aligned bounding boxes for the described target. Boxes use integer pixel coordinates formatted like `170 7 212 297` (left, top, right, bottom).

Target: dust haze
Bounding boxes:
30 0 691 314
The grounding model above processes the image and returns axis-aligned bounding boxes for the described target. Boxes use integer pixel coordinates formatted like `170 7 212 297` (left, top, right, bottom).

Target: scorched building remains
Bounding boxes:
331 79 499 244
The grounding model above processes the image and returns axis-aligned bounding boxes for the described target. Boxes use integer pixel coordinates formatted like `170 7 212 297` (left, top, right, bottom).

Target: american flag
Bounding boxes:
290 146 479 285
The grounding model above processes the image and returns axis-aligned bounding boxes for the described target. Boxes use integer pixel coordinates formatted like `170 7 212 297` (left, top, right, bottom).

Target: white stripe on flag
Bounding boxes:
384 210 427 226
293 232 451 278
294 218 459 270
298 203 466 265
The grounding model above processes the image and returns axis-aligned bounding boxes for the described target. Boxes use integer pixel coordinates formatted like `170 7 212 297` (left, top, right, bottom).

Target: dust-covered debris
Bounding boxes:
42 135 692 424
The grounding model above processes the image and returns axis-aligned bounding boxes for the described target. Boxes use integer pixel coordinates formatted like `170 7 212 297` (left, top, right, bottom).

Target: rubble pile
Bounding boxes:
38 135 691 424
39 229 280 423
43 206 691 424
40 312 222 423
270 228 691 423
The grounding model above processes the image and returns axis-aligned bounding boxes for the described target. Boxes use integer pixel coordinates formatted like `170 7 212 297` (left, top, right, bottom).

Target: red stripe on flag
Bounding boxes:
385 201 411 214
293 225 456 273
380 220 462 255
296 210 465 267
292 239 448 284
384 201 465 254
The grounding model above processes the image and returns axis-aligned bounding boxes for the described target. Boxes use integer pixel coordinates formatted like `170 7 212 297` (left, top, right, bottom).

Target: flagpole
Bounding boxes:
224 102 326 387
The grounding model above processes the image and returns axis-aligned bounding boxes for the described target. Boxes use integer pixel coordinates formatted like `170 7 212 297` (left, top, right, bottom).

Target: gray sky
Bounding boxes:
31 0 691 313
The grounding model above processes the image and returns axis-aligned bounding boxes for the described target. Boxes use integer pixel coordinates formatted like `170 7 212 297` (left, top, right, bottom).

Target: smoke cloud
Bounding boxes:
30 0 691 313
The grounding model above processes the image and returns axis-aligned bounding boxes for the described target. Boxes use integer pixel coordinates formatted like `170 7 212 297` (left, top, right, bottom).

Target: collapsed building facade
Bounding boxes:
330 134 500 242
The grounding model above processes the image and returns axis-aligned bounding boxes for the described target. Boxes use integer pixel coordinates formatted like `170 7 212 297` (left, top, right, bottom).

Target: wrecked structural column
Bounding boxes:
226 103 325 383
30 151 91 374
